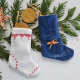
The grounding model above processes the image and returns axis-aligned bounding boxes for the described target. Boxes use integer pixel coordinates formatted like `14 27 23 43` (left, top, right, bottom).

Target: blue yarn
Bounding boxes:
38 14 74 61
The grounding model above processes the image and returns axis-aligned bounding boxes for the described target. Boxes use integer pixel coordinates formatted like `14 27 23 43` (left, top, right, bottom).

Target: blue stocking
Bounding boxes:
38 14 74 61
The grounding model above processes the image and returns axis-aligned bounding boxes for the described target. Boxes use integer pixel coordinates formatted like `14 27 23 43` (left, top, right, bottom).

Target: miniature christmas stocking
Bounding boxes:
9 28 39 76
38 14 74 61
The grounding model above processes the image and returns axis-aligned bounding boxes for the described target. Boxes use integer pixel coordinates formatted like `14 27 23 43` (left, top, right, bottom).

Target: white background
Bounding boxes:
0 0 80 80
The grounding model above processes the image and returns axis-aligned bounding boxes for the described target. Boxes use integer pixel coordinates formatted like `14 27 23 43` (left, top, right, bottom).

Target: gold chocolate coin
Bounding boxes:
15 22 29 29
22 8 36 23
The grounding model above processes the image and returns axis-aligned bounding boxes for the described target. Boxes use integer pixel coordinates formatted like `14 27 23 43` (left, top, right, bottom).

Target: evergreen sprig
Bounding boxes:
27 0 38 8
60 33 67 44
31 39 41 52
51 2 80 44
0 27 10 61
64 7 76 21
0 41 9 61
69 20 80 30
0 0 8 15
4 0 23 45
32 26 41 51
73 13 80 21
33 26 40 41
0 0 10 61
52 1 68 19
62 7 80 34
0 72 2 80
8 0 23 27
64 8 80 31
0 26 6 40
3 34 11 44
59 22 78 36
39 0 54 15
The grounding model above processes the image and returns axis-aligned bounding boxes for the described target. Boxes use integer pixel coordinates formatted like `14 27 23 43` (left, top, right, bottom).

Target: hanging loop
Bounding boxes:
16 11 19 26
30 3 42 16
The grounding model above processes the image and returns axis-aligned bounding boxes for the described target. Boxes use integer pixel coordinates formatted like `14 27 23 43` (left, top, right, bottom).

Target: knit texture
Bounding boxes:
38 14 74 61
9 28 40 76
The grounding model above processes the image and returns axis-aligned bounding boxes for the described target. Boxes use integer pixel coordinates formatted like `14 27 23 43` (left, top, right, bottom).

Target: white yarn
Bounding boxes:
9 28 40 76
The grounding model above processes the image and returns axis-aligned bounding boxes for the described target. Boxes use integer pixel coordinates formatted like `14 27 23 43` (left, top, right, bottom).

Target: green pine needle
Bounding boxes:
73 13 80 21
55 1 68 19
0 0 8 15
64 7 76 20
31 39 41 52
60 33 67 44
8 0 23 27
51 6 57 14
68 20 80 30
0 42 9 61
32 26 41 51
0 26 7 40
0 0 10 62
31 0 38 4
33 26 40 41
27 0 38 8
52 2 79 43
39 0 54 15
59 22 78 37
3 34 11 44
0 72 2 80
